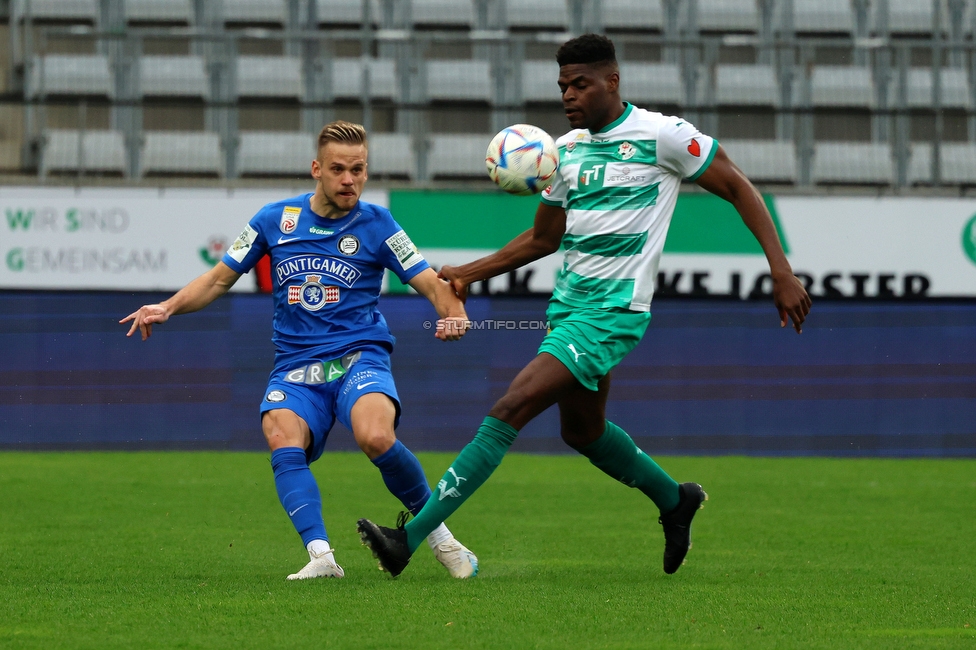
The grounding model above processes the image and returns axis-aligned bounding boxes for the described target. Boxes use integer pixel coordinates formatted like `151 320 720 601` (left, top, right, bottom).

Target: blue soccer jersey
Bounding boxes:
222 193 429 367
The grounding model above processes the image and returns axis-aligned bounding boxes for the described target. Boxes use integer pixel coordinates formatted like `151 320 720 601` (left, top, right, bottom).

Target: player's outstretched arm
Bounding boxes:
438 202 566 301
695 146 812 333
408 268 469 341
120 262 242 340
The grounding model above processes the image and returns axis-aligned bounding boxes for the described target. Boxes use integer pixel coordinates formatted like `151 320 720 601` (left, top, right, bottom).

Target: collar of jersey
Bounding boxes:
590 102 633 135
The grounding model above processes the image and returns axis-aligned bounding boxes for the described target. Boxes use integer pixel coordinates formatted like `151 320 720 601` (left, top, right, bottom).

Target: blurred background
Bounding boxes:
1 0 974 457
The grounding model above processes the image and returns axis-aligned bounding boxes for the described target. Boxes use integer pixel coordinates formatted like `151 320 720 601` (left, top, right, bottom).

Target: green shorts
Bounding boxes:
537 298 651 391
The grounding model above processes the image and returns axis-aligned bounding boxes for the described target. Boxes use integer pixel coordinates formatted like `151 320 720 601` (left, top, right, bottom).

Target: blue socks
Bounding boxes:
371 440 432 515
271 447 328 546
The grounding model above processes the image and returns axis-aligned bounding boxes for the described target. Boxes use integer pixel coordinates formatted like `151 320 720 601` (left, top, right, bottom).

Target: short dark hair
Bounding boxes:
556 34 617 68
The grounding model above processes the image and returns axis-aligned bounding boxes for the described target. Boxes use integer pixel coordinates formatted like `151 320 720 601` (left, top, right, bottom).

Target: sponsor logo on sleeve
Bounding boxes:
280 206 301 234
228 224 258 263
385 230 425 270
265 390 286 403
688 138 701 157
337 234 360 256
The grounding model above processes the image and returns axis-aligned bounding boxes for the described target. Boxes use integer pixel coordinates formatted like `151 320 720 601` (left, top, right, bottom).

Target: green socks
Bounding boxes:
404 416 519 552
578 421 680 513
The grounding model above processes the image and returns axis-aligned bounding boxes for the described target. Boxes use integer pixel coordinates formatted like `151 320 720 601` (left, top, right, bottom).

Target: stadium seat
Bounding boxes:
331 58 397 100
720 139 797 183
813 142 893 185
13 0 98 23
368 133 415 178
603 0 664 32
427 60 492 102
427 134 490 178
907 142 932 184
124 0 194 24
238 131 315 176
316 0 380 25
715 64 780 107
42 130 127 174
221 0 287 25
696 0 759 33
28 55 114 98
894 68 971 109
938 143 976 185
506 0 569 30
141 131 223 176
236 56 304 99
878 0 943 35
786 0 854 34
139 56 209 99
522 60 561 102
619 63 684 107
808 66 875 108
412 0 475 28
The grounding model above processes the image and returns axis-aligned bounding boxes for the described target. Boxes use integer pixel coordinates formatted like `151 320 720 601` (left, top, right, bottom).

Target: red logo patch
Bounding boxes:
688 139 701 157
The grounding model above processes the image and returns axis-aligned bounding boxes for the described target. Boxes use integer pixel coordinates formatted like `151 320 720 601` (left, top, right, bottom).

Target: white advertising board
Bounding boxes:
0 186 388 291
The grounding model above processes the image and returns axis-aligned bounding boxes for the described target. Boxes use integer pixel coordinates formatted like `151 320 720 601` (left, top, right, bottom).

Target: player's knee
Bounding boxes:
355 426 395 459
560 422 603 450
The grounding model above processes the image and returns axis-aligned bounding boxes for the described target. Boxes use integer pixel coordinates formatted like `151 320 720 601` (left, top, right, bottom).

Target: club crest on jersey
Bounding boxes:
288 274 340 311
337 234 360 256
280 206 301 234
617 142 636 160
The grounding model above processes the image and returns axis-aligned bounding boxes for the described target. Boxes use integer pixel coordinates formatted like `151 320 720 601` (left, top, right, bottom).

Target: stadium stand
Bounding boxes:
138 56 210 99
141 131 223 176
428 134 490 178
28 55 115 99
41 129 128 175
603 0 664 32
813 142 894 185
235 56 305 100
5 0 976 189
124 0 194 25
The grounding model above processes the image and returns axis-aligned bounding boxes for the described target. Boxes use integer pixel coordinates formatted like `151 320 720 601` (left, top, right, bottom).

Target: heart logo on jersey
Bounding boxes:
688 139 701 157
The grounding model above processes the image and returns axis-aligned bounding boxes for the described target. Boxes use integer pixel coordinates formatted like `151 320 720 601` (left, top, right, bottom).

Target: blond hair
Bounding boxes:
317 120 367 153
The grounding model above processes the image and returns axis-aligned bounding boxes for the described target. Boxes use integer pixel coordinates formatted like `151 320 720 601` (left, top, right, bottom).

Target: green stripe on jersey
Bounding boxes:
554 270 635 308
567 183 660 212
559 139 657 166
562 231 648 257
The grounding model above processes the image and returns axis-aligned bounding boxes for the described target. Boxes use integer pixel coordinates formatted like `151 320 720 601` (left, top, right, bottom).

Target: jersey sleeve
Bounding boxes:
377 213 430 284
221 212 269 274
540 145 570 208
656 117 719 181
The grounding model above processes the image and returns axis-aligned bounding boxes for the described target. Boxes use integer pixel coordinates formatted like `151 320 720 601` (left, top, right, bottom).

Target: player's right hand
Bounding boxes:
119 304 171 341
437 265 469 303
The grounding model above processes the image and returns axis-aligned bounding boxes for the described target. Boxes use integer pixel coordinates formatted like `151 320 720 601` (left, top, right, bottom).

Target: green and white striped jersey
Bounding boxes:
540 103 718 312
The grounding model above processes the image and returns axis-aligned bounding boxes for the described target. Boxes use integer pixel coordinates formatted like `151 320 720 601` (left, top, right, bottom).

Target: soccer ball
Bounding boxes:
485 124 559 195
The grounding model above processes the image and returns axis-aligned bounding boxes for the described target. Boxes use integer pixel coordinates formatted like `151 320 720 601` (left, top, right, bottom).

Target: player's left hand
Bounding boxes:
435 316 469 341
772 273 812 334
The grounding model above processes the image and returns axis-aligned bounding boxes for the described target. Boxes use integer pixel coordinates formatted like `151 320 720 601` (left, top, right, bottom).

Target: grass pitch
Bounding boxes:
1 451 974 650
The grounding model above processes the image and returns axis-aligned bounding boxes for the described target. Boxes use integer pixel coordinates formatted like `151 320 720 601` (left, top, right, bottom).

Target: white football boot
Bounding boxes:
431 538 479 579
286 547 345 580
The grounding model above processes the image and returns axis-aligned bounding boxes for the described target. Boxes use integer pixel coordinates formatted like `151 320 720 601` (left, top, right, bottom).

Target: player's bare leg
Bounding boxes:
559 373 706 574
263 409 344 579
350 393 478 578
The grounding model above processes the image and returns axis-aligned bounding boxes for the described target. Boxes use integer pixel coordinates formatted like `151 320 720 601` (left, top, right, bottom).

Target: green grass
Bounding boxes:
1 452 974 649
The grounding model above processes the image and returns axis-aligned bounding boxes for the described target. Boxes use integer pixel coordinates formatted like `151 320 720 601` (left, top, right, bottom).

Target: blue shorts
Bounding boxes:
260 345 401 463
